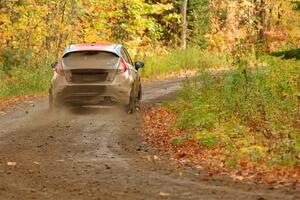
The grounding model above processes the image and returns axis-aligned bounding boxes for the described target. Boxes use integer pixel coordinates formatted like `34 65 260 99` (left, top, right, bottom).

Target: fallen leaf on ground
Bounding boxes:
143 155 152 162
7 162 17 166
231 175 244 181
159 192 170 197
208 171 214 177
153 155 161 161
140 106 300 187
196 165 203 169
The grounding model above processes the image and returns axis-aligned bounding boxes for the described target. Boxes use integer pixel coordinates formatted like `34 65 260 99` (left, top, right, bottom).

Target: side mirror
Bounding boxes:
51 61 58 69
134 61 144 70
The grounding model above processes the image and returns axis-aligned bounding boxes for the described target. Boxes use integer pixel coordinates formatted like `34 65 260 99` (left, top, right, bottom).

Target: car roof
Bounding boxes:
62 43 123 57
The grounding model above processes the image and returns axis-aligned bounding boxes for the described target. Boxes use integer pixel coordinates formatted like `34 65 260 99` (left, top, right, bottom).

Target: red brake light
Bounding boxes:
118 58 127 73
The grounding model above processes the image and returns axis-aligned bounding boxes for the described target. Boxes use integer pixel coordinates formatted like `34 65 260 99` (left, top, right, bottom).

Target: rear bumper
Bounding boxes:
51 73 132 106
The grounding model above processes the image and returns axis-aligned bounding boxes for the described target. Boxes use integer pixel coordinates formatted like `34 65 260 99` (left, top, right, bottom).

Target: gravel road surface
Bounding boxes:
0 78 298 200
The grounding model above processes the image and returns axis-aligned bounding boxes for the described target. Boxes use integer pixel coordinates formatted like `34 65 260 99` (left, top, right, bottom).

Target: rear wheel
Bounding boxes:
49 90 63 113
136 84 143 112
138 84 142 100
127 85 143 114
49 90 54 113
127 88 135 114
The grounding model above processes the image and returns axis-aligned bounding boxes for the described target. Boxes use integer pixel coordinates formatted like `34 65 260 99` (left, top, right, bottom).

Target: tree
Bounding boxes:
256 0 266 42
181 0 188 49
187 0 210 47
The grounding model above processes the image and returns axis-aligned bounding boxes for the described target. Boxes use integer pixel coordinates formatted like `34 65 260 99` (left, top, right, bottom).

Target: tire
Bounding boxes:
49 90 54 113
138 84 142 100
127 88 135 114
127 85 143 114
135 84 143 112
49 90 62 113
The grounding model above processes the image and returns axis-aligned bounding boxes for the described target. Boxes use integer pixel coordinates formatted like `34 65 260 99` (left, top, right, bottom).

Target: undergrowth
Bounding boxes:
139 47 228 78
0 49 52 97
167 55 300 167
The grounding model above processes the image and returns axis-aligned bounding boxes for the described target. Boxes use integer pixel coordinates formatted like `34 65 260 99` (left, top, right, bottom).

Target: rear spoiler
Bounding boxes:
62 44 122 58
62 50 120 58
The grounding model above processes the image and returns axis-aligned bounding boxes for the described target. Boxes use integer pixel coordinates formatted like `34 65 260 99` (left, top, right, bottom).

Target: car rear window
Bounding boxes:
63 51 119 69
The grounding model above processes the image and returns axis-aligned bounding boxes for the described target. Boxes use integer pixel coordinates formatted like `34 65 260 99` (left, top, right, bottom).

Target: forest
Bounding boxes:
0 1 299 76
0 0 300 185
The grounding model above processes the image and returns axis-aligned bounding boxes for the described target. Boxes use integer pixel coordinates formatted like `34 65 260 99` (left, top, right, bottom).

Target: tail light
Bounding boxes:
55 61 64 76
118 58 127 73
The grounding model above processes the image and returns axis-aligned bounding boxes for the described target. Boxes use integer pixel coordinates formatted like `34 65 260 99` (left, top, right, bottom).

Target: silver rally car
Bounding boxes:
49 43 144 112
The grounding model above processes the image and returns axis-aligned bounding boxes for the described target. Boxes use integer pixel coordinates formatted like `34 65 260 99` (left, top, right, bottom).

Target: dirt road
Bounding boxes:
0 78 298 200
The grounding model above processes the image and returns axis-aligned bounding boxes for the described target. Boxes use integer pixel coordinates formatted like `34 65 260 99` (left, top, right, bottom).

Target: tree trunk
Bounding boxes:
277 3 282 25
259 0 266 41
181 0 188 49
56 0 67 59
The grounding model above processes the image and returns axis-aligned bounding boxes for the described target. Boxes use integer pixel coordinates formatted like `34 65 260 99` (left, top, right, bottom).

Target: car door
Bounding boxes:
121 48 139 97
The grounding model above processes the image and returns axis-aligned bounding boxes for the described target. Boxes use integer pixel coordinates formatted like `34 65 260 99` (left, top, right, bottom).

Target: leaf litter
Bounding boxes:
140 106 300 188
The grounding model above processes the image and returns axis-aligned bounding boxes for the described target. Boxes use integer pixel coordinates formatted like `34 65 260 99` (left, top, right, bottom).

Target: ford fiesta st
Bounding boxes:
49 43 144 113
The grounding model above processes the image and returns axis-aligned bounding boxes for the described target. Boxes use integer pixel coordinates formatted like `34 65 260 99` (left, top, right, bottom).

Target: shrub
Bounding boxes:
171 55 300 166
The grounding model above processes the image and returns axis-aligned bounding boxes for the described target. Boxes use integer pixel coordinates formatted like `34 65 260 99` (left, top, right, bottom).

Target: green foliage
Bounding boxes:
0 49 33 73
170 55 300 166
187 0 210 47
0 50 52 97
139 47 228 78
171 136 187 145
271 48 300 60
240 146 267 162
0 67 51 97
195 131 219 147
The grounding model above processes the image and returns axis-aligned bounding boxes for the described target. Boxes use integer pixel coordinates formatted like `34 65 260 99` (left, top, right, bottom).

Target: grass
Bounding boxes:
0 67 52 97
166 55 300 167
0 49 52 98
139 47 229 79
